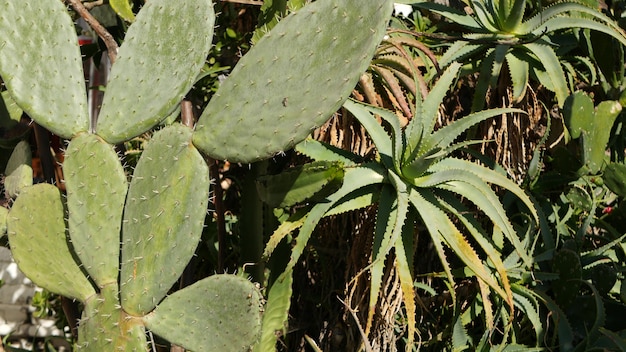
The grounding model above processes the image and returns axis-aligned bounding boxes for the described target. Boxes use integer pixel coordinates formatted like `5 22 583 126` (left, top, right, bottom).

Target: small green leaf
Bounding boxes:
110 0 135 22
256 161 345 208
603 162 626 197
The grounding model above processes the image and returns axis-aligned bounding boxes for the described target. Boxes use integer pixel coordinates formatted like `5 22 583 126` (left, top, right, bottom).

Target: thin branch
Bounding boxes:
181 100 195 128
337 298 373 352
66 0 119 64
83 0 105 10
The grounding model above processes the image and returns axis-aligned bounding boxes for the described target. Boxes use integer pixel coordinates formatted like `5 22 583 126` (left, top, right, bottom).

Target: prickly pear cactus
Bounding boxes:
193 0 393 162
552 249 582 308
0 0 89 138
4 140 33 198
1 0 392 350
562 91 622 173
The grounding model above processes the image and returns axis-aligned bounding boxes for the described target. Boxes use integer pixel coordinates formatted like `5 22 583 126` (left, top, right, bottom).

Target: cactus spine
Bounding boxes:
1 0 392 350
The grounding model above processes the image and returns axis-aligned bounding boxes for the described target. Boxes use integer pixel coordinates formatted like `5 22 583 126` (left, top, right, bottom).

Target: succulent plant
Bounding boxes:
0 0 392 350
562 91 622 174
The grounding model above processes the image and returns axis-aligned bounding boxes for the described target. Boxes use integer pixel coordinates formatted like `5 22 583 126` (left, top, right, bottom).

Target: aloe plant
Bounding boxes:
0 0 392 350
261 62 538 350
411 0 626 110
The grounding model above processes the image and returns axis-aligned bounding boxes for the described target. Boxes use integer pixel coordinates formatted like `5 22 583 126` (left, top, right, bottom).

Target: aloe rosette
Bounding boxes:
414 0 626 110
261 62 538 349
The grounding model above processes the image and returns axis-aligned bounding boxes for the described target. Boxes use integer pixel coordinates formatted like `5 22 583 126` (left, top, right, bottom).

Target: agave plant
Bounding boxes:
411 0 626 110
260 62 538 349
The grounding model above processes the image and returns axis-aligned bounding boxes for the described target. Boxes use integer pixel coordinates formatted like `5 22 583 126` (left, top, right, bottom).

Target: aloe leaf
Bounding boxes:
416 164 533 268
412 2 483 30
295 139 361 166
437 174 532 267
439 41 484 68
499 0 526 33
471 0 500 32
343 100 395 169
110 0 135 22
506 52 530 102
472 48 497 112
406 63 462 162
430 108 523 152
256 160 345 208
408 188 509 304
323 184 380 217
602 162 626 197
401 147 445 180
259 164 386 350
256 272 293 352
366 185 398 334
262 210 307 260
532 286 575 350
420 62 462 138
393 220 418 347
520 2 626 38
573 282 605 351
344 99 403 171
438 192 515 314
511 284 544 343
599 328 626 351
430 158 537 222
534 17 626 47
524 41 568 106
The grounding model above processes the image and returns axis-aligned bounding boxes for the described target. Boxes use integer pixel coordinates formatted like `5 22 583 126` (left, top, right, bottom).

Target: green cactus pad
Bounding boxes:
120 124 210 316
582 100 621 173
552 249 582 308
4 140 32 198
603 162 626 197
96 0 215 144
192 0 393 162
144 274 263 352
64 134 128 288
0 0 89 138
7 184 95 302
563 91 594 140
77 285 147 351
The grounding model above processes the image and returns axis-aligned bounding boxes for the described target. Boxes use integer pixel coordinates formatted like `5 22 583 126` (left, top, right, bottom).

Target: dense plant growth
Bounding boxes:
2 0 626 351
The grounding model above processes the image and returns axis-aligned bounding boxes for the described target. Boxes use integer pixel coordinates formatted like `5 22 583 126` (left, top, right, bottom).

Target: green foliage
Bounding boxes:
256 160 345 208
0 0 89 139
261 62 538 349
1 0 392 350
109 0 135 22
4 140 32 199
413 0 626 110
193 0 393 162
562 91 622 174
